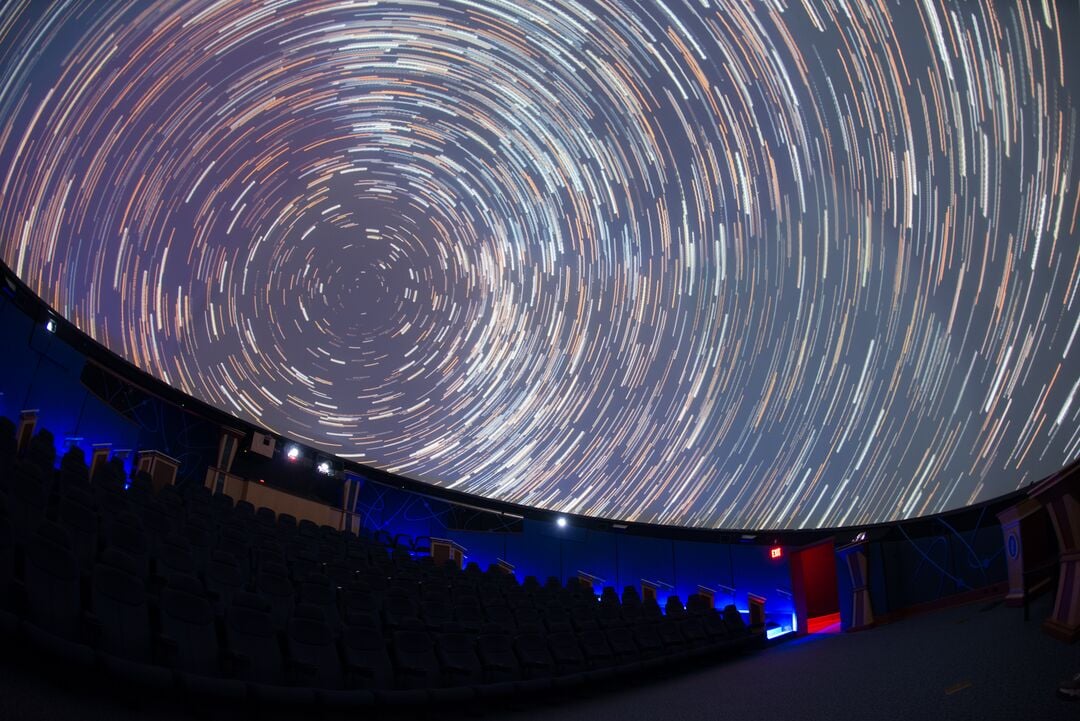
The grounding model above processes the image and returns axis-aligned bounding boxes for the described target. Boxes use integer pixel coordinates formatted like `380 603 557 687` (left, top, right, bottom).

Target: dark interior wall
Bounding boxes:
353 473 796 617
0 293 219 486
867 514 1007 617
0 297 140 456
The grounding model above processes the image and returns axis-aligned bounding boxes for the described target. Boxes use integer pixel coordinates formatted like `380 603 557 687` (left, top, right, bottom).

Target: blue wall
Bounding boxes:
353 472 796 622
0 293 218 485
0 296 140 464
867 512 1006 617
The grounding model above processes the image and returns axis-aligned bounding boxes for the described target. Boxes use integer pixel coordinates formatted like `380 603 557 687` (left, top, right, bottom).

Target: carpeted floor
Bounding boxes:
0 593 1074 721
502 593 1077 721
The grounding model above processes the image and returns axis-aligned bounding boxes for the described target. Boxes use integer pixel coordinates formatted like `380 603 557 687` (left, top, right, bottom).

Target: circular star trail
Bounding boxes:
0 0 1078 529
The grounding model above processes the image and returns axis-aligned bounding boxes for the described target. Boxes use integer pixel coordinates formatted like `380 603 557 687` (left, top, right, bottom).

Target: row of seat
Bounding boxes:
0 419 764 708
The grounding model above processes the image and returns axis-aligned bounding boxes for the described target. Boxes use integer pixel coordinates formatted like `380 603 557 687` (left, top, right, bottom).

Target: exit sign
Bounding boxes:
770 547 783 559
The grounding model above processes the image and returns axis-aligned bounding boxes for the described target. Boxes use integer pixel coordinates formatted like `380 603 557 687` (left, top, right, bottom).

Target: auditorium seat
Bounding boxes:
604 626 639 666
383 591 421 630
26 429 56 478
296 572 340 630
421 597 454 632
0 416 16 487
103 512 151 579
678 616 708 651
255 506 276 527
183 518 213 575
0 515 17 634
723 604 750 635
342 587 381 625
476 631 521 684
483 601 514 633
546 631 588 682
285 604 344 690
204 550 245 612
21 521 94 666
222 591 288 687
657 620 688 657
0 504 12 587
126 470 154 506
254 562 294 628
641 597 663 621
9 461 49 541
209 492 234 520
58 495 99 569
0 416 771 709
87 550 172 688
435 631 485 687
391 629 442 689
215 525 251 577
154 534 197 585
57 446 90 488
664 596 686 618
513 631 555 679
578 628 616 669
339 623 394 690
276 513 298 537
452 601 484 633
140 500 179 555
631 623 665 659
157 575 244 698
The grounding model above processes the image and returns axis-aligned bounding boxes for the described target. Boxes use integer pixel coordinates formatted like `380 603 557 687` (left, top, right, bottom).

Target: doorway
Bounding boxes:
790 539 841 634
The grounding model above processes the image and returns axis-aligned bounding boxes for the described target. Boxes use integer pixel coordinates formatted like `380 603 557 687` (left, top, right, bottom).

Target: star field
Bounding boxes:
0 0 1078 529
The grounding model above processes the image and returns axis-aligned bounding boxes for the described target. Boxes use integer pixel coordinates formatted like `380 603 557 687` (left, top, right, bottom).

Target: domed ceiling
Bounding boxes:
0 0 1077 528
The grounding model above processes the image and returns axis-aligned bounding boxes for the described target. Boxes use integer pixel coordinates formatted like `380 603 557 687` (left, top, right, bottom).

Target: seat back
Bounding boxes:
225 593 285 685
158 578 219 675
23 524 81 640
391 629 441 688
92 562 152 662
286 604 343 689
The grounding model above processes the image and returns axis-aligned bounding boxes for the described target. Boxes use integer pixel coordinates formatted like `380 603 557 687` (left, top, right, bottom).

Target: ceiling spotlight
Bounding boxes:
285 445 300 461
317 460 331 475
556 516 568 528
45 318 57 333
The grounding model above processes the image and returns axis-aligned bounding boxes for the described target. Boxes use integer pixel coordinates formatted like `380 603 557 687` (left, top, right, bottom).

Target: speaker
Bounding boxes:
250 431 275 459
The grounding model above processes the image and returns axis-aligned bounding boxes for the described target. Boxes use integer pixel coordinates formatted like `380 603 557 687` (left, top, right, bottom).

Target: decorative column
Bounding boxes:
204 427 246 494
1029 460 1080 642
640 579 658 604
89 442 112 481
136 450 180 493
340 470 365 534
577 570 604 594
430 538 466 569
996 497 1050 606
16 409 38 454
216 427 246 472
747 593 767 629
837 539 874 630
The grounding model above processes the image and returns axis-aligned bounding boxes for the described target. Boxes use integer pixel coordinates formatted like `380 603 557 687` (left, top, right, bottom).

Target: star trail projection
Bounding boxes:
0 0 1078 530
